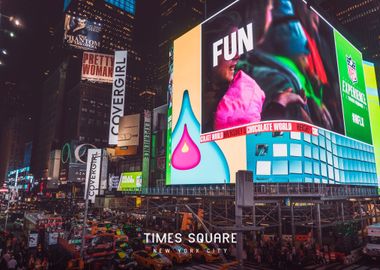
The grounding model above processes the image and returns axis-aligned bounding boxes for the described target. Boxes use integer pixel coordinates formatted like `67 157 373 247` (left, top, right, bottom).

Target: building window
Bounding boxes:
327 152 333 165
321 163 327 177
272 132 283 137
320 149 326 162
256 144 269 156
304 133 311 142
328 165 334 180
312 146 319 160
273 144 287 157
290 144 302 157
256 161 271 175
289 160 302 174
273 160 288 175
304 161 312 174
319 136 326 148
312 135 319 145
290 132 301 140
313 162 320 175
304 145 311 158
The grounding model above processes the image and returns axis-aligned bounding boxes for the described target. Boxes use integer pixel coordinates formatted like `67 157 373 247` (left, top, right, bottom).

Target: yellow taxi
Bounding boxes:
156 243 192 264
132 250 172 270
182 241 221 263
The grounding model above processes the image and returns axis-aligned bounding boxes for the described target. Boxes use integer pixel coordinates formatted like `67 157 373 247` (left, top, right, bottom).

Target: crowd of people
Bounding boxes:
0 231 46 270
225 235 335 269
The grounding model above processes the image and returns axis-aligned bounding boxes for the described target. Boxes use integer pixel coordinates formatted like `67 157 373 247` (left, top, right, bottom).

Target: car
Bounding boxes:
114 240 137 270
156 244 192 264
85 234 115 260
132 250 172 270
182 240 221 263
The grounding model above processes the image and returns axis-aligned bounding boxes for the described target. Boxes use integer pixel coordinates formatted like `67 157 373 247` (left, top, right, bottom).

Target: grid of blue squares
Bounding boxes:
105 0 136 14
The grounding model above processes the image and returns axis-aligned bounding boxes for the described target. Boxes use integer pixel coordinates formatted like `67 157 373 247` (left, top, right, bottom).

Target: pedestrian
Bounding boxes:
7 255 18 270
34 257 42 270
0 255 8 270
41 257 48 270
28 255 35 269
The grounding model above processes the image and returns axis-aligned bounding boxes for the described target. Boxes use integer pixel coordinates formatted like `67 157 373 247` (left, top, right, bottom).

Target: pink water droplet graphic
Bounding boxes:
172 124 201 170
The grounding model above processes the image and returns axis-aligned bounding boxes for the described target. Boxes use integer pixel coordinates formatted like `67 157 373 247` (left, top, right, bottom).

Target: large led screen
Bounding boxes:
166 0 377 185
364 61 380 186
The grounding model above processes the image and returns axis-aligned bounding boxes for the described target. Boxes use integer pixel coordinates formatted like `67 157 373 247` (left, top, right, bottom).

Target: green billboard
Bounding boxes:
117 171 142 191
334 30 372 144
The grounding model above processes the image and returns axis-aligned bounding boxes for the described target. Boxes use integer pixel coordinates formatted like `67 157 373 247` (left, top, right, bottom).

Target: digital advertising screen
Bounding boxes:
364 61 380 186
166 0 378 186
63 14 101 51
117 172 142 191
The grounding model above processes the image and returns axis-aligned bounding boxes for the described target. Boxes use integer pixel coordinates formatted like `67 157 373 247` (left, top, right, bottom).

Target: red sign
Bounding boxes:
200 121 318 143
81 51 114 83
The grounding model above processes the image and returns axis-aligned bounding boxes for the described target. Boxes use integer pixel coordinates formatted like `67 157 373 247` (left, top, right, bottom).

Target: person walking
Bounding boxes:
7 255 18 270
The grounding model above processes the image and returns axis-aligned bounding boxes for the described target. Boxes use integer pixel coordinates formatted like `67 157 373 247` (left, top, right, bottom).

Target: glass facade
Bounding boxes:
105 0 135 14
247 130 377 186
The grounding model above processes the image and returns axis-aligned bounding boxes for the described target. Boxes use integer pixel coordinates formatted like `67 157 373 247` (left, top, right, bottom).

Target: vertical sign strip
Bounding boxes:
109 50 128 145
334 30 372 144
166 46 174 185
142 110 152 188
84 149 102 203
100 150 108 191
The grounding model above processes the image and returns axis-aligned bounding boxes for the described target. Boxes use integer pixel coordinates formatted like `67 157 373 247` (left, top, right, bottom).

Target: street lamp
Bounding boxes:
14 19 21 27
1 14 22 27
9 32 15 38
2 49 7 55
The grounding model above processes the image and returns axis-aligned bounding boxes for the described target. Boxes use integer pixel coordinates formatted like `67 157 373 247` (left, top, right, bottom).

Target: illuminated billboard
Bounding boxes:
118 113 140 147
81 52 114 83
166 0 377 186
117 172 142 191
64 15 101 51
364 61 380 185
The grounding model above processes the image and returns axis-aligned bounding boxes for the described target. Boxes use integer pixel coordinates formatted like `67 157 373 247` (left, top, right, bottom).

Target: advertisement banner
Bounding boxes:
108 175 120 190
142 110 152 187
166 47 174 184
84 149 102 203
117 172 142 191
118 113 140 147
60 142 96 183
114 146 138 156
67 163 86 183
335 30 372 144
28 233 38 248
364 61 380 185
63 14 101 50
81 52 114 83
109 50 128 145
200 121 318 143
48 232 59 245
200 0 344 138
166 0 377 186
100 150 108 190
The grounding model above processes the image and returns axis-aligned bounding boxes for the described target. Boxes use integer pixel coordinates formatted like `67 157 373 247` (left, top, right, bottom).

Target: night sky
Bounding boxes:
0 0 62 127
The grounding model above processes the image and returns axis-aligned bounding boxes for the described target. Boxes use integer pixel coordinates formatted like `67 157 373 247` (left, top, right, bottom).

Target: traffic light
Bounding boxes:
181 213 193 232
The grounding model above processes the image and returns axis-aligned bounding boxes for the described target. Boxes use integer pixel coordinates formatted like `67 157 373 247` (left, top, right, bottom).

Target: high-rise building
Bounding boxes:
64 0 142 103
32 62 68 180
32 0 144 180
316 0 380 60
